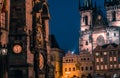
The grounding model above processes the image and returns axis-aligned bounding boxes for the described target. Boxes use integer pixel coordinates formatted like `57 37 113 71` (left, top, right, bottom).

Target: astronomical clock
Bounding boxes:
31 0 50 77
96 35 105 46
8 0 28 78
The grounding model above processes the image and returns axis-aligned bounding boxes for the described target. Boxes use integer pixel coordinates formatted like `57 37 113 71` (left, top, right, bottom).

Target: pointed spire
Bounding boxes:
104 0 107 5
84 0 88 7
94 1 97 9
78 0 81 11
89 0 93 9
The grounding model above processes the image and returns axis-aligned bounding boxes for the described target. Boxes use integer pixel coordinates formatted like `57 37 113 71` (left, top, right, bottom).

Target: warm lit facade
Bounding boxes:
94 43 120 78
0 0 9 47
79 0 120 54
62 51 80 78
50 48 64 78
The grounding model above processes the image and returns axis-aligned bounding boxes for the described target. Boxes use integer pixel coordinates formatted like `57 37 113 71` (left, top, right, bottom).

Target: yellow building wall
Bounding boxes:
62 63 80 78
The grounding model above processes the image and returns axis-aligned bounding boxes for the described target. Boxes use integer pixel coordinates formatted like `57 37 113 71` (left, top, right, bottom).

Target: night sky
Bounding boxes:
48 0 104 53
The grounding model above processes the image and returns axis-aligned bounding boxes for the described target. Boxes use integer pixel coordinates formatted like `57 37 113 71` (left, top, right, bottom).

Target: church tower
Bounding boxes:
105 0 120 26
8 0 50 78
8 0 34 78
79 0 120 54
79 0 93 53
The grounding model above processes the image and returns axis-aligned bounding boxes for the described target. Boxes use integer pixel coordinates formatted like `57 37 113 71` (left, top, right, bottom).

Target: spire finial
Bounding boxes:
104 0 107 6
78 0 81 11
94 1 97 9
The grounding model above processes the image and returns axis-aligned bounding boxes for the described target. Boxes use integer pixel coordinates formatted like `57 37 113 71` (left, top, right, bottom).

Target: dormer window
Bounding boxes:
112 11 116 21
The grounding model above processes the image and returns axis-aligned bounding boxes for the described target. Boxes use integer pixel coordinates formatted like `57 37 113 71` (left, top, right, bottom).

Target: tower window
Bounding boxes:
107 33 109 36
86 41 88 45
112 11 116 21
83 16 88 25
114 33 116 37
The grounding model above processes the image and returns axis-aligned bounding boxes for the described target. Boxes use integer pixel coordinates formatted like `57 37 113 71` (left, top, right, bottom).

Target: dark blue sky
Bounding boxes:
48 0 104 53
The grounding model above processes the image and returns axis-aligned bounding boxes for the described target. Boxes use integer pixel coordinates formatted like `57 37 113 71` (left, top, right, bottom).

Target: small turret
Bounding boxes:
105 0 120 6
79 0 93 11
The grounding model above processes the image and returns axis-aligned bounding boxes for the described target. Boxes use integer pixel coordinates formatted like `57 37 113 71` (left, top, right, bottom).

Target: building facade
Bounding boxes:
49 35 64 78
0 0 9 78
79 0 120 54
0 0 51 78
78 52 94 78
62 51 94 78
94 44 120 78
62 51 80 78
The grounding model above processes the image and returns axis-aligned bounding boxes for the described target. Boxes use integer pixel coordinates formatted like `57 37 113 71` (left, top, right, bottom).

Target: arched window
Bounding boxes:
85 16 88 25
83 16 88 25
112 11 116 21
86 41 88 45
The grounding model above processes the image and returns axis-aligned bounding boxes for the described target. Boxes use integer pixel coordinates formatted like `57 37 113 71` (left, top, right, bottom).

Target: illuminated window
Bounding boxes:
114 57 117 61
96 65 100 70
65 68 67 71
119 64 120 68
96 58 99 62
104 52 107 55
100 58 103 62
105 65 108 70
101 65 103 70
96 53 99 56
110 57 112 61
110 65 113 69
114 64 117 68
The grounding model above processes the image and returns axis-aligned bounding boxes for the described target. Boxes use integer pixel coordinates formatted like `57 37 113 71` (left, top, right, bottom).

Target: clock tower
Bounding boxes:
8 0 34 78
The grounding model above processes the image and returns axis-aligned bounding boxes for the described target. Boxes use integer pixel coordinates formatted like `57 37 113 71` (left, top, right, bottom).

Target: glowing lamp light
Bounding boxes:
72 51 74 54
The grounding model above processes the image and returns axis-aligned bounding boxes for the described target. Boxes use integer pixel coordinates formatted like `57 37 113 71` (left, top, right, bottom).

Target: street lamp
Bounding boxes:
0 45 7 78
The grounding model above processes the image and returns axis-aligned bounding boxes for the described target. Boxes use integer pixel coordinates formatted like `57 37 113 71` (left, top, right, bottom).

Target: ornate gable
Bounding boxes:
92 9 108 29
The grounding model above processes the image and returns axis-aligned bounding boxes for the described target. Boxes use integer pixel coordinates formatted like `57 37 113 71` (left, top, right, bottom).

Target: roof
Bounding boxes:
94 43 118 51
49 34 59 48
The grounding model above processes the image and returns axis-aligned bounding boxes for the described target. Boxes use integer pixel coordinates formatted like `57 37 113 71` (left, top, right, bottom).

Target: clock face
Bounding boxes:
13 45 22 54
39 53 44 70
96 35 105 46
